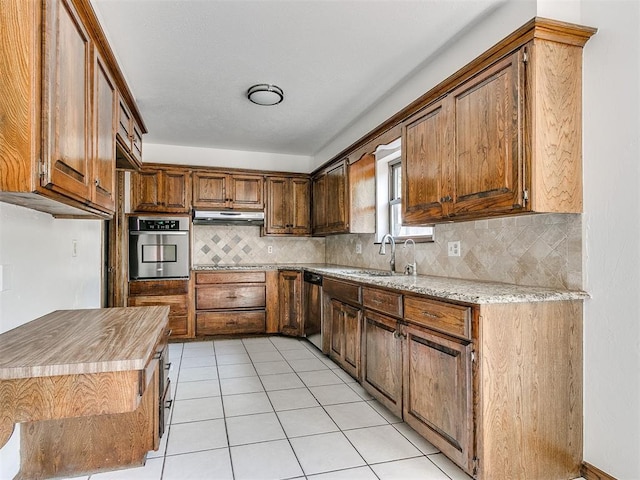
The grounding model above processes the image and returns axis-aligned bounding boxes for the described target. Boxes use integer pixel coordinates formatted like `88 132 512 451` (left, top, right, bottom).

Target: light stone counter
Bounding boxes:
192 264 588 304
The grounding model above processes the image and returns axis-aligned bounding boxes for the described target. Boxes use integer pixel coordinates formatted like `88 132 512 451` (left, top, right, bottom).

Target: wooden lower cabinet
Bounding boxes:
194 270 268 336
329 299 362 380
403 323 473 473
279 270 303 336
361 310 403 417
128 279 193 339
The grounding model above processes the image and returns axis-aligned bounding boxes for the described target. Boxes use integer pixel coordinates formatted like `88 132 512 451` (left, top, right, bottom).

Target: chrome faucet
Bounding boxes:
379 234 396 273
404 238 417 276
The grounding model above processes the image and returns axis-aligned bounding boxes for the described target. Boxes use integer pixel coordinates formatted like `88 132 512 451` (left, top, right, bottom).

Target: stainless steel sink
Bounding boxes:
340 269 397 277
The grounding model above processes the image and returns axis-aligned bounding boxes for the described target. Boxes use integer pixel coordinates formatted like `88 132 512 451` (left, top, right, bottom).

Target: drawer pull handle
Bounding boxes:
421 311 440 319
165 362 172 370
165 399 173 409
226 295 238 299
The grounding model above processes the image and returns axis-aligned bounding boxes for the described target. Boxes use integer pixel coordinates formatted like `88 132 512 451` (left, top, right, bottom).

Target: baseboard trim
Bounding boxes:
581 462 618 480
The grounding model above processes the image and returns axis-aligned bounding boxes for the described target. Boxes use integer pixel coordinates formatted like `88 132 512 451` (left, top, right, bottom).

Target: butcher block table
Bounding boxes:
0 306 170 479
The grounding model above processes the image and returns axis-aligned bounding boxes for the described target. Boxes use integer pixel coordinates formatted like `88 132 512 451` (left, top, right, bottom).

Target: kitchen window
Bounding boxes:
375 139 434 242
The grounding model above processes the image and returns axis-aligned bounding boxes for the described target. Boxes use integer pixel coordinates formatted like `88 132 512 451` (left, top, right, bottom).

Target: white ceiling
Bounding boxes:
91 0 505 157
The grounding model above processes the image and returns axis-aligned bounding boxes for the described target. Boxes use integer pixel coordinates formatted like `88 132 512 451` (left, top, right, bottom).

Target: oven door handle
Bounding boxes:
130 231 188 236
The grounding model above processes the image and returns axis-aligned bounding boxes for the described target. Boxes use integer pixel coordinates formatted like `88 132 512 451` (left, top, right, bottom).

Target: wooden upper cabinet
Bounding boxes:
42 0 92 204
91 50 116 211
313 155 375 236
131 167 191 213
450 50 524 218
402 99 451 223
192 171 263 210
402 30 593 224
115 95 143 170
0 0 145 217
265 176 311 236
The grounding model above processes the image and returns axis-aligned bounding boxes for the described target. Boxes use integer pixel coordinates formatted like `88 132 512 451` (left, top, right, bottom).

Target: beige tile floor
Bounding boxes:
61 336 587 480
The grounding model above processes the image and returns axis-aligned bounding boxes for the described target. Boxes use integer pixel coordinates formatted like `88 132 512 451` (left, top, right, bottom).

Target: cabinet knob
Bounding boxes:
94 179 100 186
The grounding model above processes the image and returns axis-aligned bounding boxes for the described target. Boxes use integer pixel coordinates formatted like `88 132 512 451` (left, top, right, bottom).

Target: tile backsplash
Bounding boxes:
325 213 582 290
192 226 325 266
193 214 582 290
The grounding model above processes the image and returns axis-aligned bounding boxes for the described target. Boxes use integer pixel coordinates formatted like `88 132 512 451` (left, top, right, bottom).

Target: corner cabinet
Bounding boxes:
0 0 145 218
265 176 311 236
131 166 191 213
312 154 375 236
402 21 596 224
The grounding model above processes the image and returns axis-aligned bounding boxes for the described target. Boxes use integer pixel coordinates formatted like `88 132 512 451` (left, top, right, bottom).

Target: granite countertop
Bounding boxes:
192 264 588 305
0 306 169 380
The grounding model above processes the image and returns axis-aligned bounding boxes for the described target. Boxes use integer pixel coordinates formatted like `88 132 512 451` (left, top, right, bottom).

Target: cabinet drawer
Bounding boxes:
195 271 266 284
129 279 189 296
168 315 188 336
404 296 471 339
323 278 361 305
196 285 265 310
196 311 266 335
363 287 402 317
128 294 188 317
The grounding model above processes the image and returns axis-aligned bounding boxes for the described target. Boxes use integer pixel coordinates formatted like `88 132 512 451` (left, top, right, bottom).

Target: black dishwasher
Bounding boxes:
303 271 323 350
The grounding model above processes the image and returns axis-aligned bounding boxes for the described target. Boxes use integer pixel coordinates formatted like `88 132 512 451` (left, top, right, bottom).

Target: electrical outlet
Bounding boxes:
72 239 78 257
267 245 273 254
447 241 461 257
355 243 362 254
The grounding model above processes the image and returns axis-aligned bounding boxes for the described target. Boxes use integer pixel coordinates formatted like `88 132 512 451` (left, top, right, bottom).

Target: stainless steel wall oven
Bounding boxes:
128 216 190 280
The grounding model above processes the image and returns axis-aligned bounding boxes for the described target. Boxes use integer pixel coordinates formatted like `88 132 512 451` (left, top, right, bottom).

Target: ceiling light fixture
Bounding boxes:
247 84 284 106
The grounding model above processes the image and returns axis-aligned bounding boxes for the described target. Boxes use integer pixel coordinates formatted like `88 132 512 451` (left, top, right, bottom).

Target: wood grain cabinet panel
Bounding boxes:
0 0 145 217
403 323 473 473
404 296 471 340
194 271 268 337
127 279 192 339
401 25 594 225
91 50 116 211
278 270 303 336
192 171 263 210
362 310 403 417
131 166 191 213
265 176 311 236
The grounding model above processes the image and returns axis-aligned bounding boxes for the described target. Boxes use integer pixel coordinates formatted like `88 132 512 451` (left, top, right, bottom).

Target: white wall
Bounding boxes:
144 142 314 173
0 202 103 479
579 1 640 477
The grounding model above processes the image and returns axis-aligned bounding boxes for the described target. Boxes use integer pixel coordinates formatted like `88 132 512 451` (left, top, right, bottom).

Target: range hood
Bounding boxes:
192 210 265 226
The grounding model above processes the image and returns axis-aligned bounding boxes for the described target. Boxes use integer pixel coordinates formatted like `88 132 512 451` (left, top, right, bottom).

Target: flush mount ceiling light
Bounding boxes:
247 84 284 106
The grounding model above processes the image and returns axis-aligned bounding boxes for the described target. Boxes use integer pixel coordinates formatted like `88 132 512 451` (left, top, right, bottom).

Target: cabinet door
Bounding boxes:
342 302 362 380
450 50 524 218
192 172 228 208
91 51 116 211
325 160 348 232
131 169 161 211
290 177 311 235
402 98 451 223
329 299 344 363
42 0 92 202
403 323 473 473
128 294 189 338
279 270 302 336
265 177 289 234
230 174 263 210
162 170 190 212
312 173 327 234
362 310 402 417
